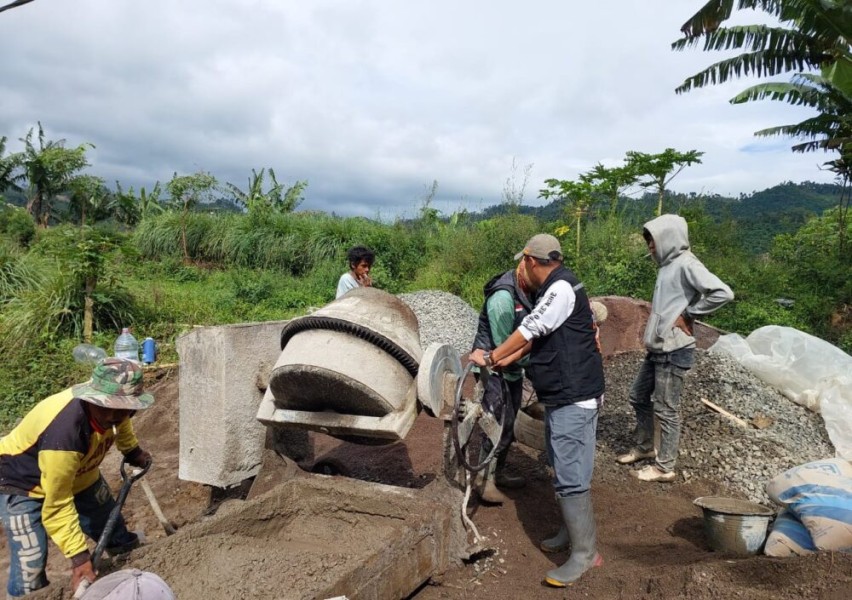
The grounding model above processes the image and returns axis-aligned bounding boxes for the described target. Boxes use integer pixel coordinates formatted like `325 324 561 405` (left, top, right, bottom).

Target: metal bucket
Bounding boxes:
693 496 775 556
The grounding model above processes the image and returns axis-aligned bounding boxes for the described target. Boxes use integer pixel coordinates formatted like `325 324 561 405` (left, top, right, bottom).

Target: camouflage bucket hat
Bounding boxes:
72 357 154 410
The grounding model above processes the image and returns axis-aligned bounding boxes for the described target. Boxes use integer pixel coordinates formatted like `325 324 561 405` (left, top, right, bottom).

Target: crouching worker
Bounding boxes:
0 358 154 598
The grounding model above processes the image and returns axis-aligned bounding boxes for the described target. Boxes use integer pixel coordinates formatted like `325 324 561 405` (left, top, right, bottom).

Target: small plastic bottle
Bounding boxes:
142 337 157 365
114 328 140 362
72 344 107 365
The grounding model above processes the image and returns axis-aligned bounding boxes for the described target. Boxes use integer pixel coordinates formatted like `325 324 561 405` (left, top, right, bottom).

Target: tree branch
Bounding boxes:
0 0 37 15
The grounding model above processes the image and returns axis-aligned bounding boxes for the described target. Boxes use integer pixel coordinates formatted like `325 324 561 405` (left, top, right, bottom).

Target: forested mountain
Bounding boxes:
480 181 842 254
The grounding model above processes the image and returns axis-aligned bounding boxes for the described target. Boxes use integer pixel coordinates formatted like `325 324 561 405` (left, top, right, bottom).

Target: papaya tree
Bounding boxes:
625 148 704 216
583 162 639 214
540 178 596 257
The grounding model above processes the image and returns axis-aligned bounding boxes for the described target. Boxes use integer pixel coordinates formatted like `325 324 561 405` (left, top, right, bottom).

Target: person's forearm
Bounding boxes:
500 342 532 367
490 330 529 367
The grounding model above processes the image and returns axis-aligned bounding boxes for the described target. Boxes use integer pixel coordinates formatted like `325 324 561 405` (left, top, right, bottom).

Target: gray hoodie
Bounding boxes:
643 214 734 352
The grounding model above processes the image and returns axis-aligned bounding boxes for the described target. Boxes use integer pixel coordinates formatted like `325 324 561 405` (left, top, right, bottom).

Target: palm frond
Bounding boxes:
679 0 736 37
673 24 818 55
730 81 824 106
754 113 842 141
676 48 815 93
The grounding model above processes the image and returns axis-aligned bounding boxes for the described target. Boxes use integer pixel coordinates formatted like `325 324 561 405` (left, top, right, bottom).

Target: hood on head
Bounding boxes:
643 214 690 265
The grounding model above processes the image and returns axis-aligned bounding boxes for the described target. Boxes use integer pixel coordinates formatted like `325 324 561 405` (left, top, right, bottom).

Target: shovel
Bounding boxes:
74 457 150 598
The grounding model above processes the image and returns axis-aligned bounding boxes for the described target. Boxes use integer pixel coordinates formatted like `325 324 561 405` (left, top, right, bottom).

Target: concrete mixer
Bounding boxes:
256 287 505 474
176 287 505 489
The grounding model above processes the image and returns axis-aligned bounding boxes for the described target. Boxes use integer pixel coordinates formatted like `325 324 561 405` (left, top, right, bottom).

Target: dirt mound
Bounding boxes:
593 295 722 356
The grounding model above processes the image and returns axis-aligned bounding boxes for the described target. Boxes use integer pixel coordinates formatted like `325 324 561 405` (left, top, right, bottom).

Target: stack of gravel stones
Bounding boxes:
398 290 479 357
598 350 835 505
398 289 837 506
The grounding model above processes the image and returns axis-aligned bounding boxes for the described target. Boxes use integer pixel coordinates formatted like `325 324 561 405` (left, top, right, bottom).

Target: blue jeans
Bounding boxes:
0 476 136 598
629 348 695 473
545 402 599 498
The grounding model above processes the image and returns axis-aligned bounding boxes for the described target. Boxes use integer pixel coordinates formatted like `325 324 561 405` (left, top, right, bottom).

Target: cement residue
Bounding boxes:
27 475 460 600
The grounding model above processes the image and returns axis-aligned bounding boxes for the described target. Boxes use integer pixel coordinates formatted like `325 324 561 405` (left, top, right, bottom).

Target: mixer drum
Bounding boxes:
259 287 423 442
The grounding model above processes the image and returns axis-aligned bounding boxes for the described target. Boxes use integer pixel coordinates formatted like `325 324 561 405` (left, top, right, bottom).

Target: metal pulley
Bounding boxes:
416 343 462 417
416 343 506 475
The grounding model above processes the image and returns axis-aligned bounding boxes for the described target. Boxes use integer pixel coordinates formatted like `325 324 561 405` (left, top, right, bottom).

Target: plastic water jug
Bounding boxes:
114 328 140 362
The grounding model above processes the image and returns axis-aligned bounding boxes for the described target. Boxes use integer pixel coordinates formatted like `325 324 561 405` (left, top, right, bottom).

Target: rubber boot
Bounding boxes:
494 446 526 489
544 493 603 587
540 525 569 553
479 458 508 505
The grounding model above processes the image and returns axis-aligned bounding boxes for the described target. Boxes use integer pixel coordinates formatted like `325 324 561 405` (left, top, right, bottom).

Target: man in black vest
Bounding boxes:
471 233 605 588
470 261 533 504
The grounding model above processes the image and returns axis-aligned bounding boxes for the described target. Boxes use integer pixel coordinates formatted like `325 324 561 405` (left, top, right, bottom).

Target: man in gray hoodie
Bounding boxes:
618 214 734 482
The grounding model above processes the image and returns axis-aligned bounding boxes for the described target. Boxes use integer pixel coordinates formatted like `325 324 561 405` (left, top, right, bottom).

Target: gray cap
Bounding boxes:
83 569 175 600
513 233 563 261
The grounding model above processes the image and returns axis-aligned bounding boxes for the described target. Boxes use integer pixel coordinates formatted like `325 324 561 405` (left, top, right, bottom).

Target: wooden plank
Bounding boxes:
700 397 750 428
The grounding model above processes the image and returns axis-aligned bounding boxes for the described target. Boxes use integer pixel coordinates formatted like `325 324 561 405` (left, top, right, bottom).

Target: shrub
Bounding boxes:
0 204 36 247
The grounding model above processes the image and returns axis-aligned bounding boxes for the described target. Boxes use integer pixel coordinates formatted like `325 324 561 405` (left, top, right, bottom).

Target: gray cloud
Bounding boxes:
0 0 837 219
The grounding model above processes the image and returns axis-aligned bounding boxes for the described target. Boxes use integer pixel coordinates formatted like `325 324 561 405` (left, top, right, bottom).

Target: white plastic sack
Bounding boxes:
709 325 852 460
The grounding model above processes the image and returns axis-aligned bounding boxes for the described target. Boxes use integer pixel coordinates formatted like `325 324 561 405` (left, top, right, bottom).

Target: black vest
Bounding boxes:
471 270 533 352
526 266 605 405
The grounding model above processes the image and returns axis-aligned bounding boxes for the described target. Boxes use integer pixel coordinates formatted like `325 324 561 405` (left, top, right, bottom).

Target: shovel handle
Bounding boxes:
91 457 151 571
134 474 177 536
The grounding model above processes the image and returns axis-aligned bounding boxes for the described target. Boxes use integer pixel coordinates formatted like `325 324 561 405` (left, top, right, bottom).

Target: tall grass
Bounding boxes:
134 211 435 284
0 241 45 303
0 266 136 352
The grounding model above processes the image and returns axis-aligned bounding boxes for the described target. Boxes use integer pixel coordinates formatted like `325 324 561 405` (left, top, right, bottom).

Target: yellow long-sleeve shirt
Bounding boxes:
0 388 140 558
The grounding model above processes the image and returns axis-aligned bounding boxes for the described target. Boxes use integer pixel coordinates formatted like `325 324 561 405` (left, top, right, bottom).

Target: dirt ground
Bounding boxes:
3 297 851 598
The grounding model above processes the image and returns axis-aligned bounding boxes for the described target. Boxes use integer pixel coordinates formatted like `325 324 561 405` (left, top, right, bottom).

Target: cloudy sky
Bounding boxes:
0 0 836 219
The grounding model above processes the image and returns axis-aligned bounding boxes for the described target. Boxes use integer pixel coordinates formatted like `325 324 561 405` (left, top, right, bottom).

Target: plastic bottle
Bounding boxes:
114 328 140 362
72 344 107 365
142 337 157 364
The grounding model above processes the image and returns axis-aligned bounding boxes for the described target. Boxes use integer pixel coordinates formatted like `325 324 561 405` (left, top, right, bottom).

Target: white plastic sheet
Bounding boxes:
709 325 852 460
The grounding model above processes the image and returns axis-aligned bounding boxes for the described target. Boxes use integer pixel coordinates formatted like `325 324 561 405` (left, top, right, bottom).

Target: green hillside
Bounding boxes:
480 181 843 254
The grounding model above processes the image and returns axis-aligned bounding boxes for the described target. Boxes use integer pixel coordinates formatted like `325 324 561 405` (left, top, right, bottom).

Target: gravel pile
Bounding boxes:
598 350 836 505
398 290 479 356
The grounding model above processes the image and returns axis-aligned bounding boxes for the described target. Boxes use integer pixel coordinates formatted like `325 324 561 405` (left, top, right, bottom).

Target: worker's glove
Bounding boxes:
125 447 152 469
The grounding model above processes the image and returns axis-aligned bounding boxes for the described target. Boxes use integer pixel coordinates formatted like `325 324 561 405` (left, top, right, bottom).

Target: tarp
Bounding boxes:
709 325 852 460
